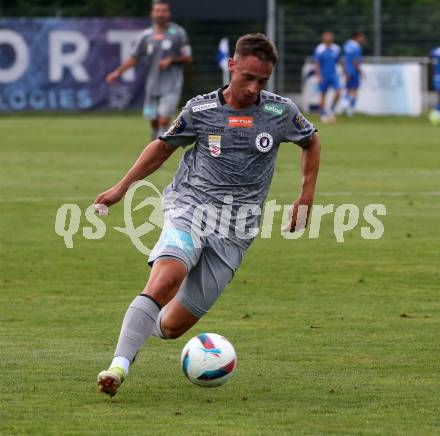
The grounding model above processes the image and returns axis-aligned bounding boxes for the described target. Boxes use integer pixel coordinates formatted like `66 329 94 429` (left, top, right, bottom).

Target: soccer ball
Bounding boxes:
181 333 237 387
428 109 440 125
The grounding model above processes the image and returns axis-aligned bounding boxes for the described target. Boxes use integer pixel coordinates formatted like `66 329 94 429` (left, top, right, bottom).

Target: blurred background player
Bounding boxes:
341 31 366 116
313 31 341 123
429 46 440 125
106 0 192 140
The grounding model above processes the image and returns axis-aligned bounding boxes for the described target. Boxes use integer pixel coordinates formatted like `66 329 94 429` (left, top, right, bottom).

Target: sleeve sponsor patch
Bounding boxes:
191 102 218 113
292 113 313 133
165 116 187 136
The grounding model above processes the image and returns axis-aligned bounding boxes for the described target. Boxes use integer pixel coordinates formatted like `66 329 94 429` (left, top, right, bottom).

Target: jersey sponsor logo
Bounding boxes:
147 43 154 55
192 102 218 113
208 135 222 157
166 116 187 136
201 127 224 134
228 116 254 128
262 103 284 116
293 113 312 133
255 132 273 153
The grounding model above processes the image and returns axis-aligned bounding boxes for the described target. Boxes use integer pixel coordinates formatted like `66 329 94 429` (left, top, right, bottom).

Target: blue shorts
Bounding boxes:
346 74 361 90
434 75 440 92
319 76 341 93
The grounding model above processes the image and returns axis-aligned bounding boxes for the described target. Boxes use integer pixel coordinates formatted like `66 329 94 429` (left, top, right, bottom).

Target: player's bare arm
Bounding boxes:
106 56 139 84
284 132 321 232
94 139 176 208
159 54 192 70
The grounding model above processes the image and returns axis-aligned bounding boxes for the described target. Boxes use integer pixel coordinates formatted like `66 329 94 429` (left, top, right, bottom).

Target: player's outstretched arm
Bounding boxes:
94 139 177 209
283 132 321 232
106 56 138 84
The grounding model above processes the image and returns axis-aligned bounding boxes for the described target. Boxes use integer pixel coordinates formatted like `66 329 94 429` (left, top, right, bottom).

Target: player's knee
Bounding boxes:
144 274 182 300
161 323 185 339
159 116 170 126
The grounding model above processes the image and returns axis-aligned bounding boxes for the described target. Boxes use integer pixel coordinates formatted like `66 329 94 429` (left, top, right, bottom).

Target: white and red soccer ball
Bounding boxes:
181 333 237 387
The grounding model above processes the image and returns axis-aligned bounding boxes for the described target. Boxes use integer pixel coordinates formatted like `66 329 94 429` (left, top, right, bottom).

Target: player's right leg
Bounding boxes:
97 258 187 397
98 219 203 397
157 93 181 137
143 96 159 140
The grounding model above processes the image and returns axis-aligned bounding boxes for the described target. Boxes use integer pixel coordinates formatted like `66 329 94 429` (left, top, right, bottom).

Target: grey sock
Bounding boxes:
114 295 161 362
157 126 166 138
151 127 158 141
151 307 169 339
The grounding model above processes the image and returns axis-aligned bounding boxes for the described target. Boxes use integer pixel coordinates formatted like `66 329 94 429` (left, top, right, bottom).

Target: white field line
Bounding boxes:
1 192 440 203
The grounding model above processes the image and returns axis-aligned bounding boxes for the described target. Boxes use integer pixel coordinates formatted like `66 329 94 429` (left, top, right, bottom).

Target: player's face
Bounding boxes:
228 56 273 106
322 32 334 45
151 4 171 26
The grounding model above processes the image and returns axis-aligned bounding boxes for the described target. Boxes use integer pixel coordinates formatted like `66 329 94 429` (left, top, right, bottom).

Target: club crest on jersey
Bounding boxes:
161 39 172 50
192 102 218 113
208 135 222 157
228 116 254 128
255 133 273 153
166 116 187 136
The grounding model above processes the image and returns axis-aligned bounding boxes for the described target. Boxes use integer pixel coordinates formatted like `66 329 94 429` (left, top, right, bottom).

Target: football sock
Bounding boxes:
110 355 130 375
350 95 357 108
151 127 159 141
157 126 166 138
436 103 440 112
151 307 169 339
114 295 161 363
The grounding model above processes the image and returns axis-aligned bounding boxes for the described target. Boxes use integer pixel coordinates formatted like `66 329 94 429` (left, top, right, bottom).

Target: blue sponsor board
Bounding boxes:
0 18 150 112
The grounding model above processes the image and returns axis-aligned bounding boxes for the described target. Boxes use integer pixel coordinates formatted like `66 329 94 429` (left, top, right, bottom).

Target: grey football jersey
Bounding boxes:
160 88 316 249
131 23 191 98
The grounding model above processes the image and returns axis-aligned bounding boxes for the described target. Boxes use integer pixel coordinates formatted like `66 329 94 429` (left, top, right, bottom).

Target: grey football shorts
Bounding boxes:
148 221 245 319
143 92 181 119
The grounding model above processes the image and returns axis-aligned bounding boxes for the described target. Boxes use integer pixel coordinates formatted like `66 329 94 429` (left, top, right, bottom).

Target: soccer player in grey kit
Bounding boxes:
95 33 321 397
106 1 192 140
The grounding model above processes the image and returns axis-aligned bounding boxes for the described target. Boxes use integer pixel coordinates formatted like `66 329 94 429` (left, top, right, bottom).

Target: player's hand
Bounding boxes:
106 71 120 84
94 185 125 214
159 57 173 70
282 196 313 233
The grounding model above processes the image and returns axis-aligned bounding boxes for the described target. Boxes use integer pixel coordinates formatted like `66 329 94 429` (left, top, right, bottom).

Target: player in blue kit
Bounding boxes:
341 31 366 116
429 46 440 124
94 33 320 397
313 31 342 123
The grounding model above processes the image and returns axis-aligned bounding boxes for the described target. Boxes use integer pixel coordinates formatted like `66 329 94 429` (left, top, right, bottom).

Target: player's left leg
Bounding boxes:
328 76 341 122
318 80 329 122
157 92 181 137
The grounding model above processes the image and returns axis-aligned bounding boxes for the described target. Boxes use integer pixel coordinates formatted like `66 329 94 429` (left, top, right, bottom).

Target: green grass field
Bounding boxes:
1 114 439 435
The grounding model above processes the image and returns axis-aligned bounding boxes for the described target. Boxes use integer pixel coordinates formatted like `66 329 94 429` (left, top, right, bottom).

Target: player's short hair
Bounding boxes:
152 0 169 7
352 30 365 39
234 33 278 65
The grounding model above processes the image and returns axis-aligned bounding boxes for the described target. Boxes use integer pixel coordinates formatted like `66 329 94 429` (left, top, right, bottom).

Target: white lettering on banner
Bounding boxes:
192 102 218 112
106 30 142 82
0 30 30 83
49 31 90 82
